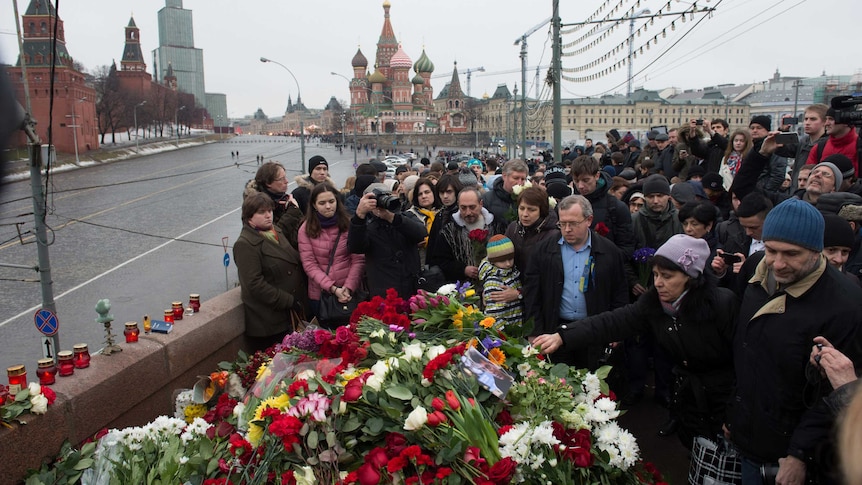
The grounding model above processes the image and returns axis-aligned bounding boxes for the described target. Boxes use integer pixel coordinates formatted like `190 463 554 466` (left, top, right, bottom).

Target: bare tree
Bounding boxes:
462 97 484 133
92 62 124 145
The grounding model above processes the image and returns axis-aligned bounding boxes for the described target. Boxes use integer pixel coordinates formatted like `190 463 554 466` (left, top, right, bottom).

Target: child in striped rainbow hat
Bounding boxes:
478 235 523 329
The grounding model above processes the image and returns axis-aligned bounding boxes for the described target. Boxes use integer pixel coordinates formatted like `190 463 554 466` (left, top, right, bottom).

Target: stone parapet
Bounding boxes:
0 288 246 485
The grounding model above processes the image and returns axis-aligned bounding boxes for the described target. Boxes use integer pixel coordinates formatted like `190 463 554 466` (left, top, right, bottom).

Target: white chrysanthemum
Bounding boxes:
599 442 623 467
582 373 600 394
594 397 618 412
531 421 560 446
595 422 620 444
585 407 611 424
181 417 212 443
226 373 247 399
403 342 424 361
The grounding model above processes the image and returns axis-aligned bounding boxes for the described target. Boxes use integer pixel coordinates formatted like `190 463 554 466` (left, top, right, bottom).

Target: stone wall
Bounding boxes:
351 132 491 150
0 288 247 485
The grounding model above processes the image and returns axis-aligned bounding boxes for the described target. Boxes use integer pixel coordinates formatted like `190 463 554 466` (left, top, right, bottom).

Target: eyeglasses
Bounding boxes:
557 219 588 230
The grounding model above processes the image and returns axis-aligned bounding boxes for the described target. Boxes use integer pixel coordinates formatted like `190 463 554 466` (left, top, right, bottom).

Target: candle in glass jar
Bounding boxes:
163 309 174 324
36 358 57 385
57 351 75 376
172 301 184 321
143 315 151 334
189 294 201 313
73 343 90 369
0 385 8 405
124 322 140 343
7 365 26 395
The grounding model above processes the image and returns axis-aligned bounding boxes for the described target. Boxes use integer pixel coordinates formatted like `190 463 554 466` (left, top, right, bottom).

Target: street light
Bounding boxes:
262 56 306 174
66 96 86 165
331 71 359 167
175 105 186 147
134 100 146 153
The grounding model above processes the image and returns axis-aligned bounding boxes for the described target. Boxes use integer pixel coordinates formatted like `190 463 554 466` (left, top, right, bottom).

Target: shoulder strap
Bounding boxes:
815 137 828 162
325 231 342 275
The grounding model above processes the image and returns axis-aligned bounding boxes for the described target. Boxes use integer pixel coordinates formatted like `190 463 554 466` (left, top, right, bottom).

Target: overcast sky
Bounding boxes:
0 0 858 118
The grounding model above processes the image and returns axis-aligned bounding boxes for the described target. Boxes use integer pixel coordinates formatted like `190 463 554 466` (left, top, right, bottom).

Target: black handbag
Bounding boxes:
318 232 360 327
416 264 445 292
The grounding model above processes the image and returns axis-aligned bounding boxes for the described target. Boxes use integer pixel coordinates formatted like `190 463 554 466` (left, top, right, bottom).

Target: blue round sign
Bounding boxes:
223 253 230 267
34 309 59 337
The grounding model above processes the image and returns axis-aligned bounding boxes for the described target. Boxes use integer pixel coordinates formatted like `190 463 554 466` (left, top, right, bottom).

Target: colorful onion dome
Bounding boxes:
389 44 412 69
351 48 368 68
413 49 434 74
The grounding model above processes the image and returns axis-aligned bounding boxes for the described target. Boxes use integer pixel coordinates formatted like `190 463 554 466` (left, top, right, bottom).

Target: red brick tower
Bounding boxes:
117 16 153 96
6 0 98 153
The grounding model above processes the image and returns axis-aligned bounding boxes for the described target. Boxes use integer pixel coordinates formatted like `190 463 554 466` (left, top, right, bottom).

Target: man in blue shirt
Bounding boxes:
524 195 629 369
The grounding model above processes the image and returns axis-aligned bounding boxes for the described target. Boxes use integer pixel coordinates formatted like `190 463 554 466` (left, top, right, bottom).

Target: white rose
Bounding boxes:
403 342 424 361
403 406 428 431
436 284 457 296
426 345 446 360
366 374 384 392
30 393 49 414
28 382 41 395
371 360 389 378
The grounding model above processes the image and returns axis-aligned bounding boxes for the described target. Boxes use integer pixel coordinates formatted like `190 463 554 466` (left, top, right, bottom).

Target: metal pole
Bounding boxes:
627 9 651 98
792 80 803 120
69 99 80 165
552 0 562 165
352 111 358 167
29 139 60 361
261 57 305 173
520 37 527 161
134 100 146 153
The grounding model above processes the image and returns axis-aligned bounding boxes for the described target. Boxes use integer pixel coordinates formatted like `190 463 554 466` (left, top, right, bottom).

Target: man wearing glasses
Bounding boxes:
523 195 629 370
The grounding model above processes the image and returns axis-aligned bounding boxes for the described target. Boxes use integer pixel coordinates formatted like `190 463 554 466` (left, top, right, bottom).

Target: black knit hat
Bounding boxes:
701 172 724 191
642 174 670 195
823 213 855 249
749 115 771 131
308 155 328 171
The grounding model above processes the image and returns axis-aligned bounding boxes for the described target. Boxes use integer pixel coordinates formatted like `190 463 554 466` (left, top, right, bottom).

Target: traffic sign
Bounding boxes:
223 253 230 267
34 309 59 336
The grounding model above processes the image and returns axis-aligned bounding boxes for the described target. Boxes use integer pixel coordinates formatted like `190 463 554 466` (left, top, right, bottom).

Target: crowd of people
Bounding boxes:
234 106 862 485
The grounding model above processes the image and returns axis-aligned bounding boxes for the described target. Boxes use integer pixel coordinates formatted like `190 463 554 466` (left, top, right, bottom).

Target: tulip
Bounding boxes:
445 390 460 411
441 296 450 305
432 397 445 412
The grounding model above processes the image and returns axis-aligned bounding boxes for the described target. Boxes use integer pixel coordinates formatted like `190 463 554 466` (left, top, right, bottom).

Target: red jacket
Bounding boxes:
806 129 859 175
298 223 365 300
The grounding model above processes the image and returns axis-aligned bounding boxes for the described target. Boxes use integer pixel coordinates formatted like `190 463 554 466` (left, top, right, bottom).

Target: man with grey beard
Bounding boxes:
727 198 862 485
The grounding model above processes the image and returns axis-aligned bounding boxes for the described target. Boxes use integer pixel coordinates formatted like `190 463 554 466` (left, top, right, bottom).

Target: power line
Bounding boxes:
50 214 233 249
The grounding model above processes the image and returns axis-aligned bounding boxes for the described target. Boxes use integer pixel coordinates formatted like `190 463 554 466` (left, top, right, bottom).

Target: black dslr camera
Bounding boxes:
372 188 401 212
830 95 862 126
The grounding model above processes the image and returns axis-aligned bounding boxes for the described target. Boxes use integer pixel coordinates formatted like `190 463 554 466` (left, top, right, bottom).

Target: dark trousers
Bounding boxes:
624 332 673 401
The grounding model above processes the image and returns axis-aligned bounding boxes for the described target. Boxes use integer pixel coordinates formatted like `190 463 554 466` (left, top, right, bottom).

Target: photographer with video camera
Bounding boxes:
806 97 862 176
348 183 427 298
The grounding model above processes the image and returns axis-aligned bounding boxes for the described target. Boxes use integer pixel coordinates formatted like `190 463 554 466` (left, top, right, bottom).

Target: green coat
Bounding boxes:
234 224 307 337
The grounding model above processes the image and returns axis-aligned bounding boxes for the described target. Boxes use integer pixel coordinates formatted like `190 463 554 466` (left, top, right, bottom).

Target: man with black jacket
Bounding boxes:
524 194 629 369
728 198 862 484
571 155 636 258
687 118 728 174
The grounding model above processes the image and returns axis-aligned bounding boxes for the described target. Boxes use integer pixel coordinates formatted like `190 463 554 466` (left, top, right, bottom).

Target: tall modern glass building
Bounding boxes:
152 0 205 108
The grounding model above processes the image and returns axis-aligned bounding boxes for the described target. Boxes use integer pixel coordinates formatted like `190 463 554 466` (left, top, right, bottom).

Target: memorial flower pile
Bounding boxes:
26 286 666 485
1 382 56 425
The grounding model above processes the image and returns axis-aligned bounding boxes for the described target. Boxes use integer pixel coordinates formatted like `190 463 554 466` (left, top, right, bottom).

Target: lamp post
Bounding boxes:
262 57 306 174
175 105 186 147
67 96 86 165
374 115 380 153
134 100 146 153
330 72 359 167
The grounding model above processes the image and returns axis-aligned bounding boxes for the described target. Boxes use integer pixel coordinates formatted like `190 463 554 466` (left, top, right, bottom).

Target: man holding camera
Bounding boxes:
727 198 862 485
687 118 729 174
348 183 427 298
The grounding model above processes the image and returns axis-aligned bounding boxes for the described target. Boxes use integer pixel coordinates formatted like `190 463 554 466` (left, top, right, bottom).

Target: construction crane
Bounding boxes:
464 66 485 97
514 16 551 162
431 66 485 97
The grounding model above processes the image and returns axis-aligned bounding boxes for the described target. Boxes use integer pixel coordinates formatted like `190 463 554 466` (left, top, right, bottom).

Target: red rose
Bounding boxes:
385 432 408 455
595 222 610 237
343 377 364 402
468 228 489 242
280 471 296 485
487 457 517 484
357 462 381 485
41 386 56 405
366 447 390 468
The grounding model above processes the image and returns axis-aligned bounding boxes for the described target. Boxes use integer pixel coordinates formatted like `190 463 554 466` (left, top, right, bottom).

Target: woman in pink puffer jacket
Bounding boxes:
298 183 365 328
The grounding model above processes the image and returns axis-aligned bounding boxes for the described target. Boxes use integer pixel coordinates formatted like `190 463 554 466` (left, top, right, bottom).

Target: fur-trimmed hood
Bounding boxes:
294 174 334 190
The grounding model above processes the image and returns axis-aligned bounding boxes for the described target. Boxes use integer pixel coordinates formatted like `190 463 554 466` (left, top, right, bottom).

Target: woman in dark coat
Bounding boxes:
504 186 559 272
533 234 738 450
234 192 308 351
244 161 304 249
